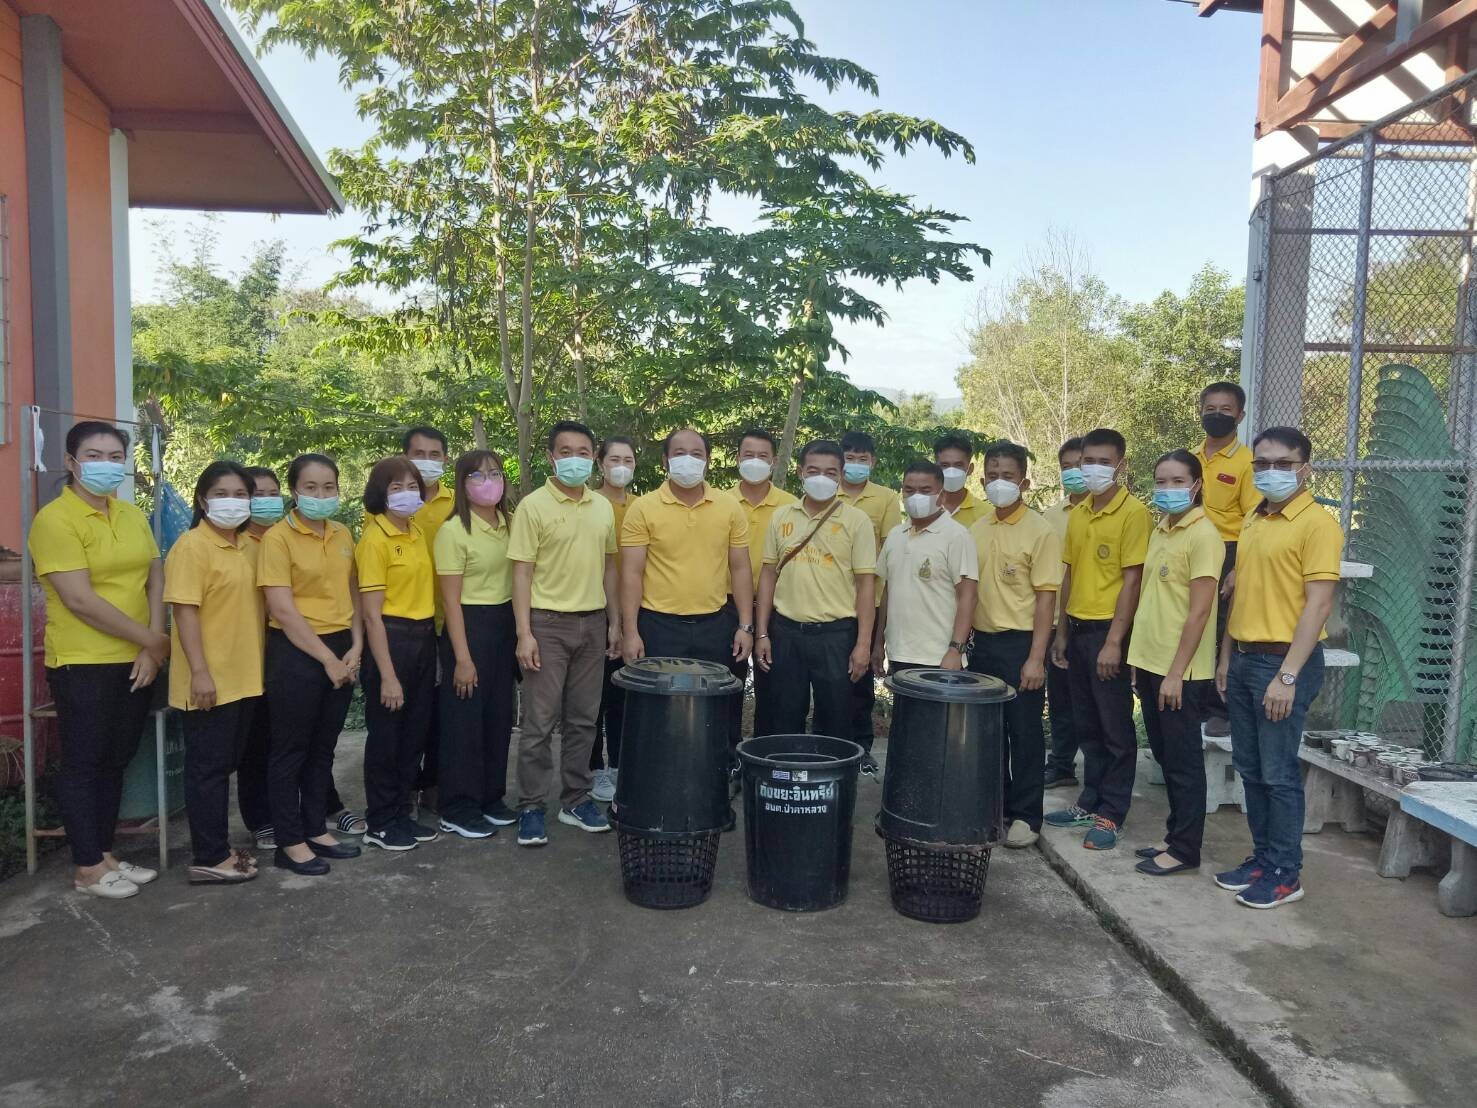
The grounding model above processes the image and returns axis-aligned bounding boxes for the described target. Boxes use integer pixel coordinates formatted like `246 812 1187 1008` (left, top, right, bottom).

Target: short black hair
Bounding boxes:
1081 428 1126 459
840 431 876 455
64 421 129 484
1057 437 1084 463
402 425 447 453
1154 448 1204 505
189 460 253 530
547 420 597 452
798 439 844 467
933 432 973 459
983 440 1029 475
1254 425 1312 462
597 435 635 462
362 455 426 515
662 426 711 455
1200 382 1246 412
902 459 945 483
738 428 777 453
244 465 279 494
287 453 339 492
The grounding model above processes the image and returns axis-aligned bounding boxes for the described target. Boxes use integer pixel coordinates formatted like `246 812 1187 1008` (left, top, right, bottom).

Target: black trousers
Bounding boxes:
183 698 252 866
968 629 1047 831
1205 541 1237 721
591 657 627 769
438 603 516 824
363 617 438 831
1066 620 1138 826
768 614 856 741
236 697 271 834
1044 632 1078 780
1135 671 1209 866
416 688 441 792
849 616 879 751
266 629 353 849
638 605 737 668
47 663 152 867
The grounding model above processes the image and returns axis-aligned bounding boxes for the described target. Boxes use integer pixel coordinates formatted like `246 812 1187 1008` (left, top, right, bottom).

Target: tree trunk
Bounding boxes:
516 0 544 493
472 412 488 450
571 207 588 422
481 0 519 476
774 348 811 480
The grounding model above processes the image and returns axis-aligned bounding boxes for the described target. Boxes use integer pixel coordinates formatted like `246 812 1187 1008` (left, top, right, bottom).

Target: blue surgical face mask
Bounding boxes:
76 460 126 496
553 455 594 486
250 495 285 525
1152 488 1194 515
296 494 340 521
843 462 872 485
1254 468 1301 503
1060 467 1088 495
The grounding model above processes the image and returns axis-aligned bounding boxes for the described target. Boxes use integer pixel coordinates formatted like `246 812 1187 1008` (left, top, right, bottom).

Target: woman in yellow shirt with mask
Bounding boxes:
590 435 636 802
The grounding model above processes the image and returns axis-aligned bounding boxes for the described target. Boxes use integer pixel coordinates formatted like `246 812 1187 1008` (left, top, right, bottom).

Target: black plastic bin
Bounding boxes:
877 668 1014 923
610 657 741 909
737 734 863 911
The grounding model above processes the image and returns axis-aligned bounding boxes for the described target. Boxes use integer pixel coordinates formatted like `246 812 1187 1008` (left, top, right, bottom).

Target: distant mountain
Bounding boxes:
867 386 964 416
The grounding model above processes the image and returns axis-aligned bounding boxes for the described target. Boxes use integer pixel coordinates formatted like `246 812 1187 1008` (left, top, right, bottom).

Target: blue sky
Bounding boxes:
131 0 1262 398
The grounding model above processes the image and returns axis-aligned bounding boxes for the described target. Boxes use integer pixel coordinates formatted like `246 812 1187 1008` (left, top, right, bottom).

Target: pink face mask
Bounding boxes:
468 475 504 506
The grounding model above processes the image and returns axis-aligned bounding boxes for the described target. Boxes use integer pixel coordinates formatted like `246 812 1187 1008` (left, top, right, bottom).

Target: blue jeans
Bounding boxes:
1226 647 1324 872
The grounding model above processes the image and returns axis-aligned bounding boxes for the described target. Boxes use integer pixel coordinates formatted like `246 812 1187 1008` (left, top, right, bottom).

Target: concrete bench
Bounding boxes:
1399 783 1477 917
1298 746 1429 882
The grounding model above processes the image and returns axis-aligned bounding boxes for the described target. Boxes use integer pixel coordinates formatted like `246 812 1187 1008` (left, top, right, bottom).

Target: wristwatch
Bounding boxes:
1277 671 1296 686
739 623 755 634
947 641 967 653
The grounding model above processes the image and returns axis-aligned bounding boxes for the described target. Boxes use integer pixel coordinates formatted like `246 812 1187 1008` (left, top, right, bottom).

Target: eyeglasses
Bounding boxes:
1251 460 1303 472
467 471 504 483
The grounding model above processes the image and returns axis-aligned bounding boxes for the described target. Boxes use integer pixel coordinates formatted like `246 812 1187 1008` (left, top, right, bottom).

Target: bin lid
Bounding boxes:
612 656 742 697
884 668 1015 704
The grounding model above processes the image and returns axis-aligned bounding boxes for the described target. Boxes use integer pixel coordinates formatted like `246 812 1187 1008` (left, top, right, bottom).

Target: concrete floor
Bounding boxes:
1042 751 1477 1108
0 735 1263 1108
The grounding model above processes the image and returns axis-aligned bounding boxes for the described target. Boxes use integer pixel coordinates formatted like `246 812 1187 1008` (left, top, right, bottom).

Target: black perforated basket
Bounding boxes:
615 824 721 910
880 832 991 924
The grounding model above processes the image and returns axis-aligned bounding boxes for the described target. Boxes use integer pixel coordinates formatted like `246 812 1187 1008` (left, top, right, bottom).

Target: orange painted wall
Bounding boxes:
1 5 36 554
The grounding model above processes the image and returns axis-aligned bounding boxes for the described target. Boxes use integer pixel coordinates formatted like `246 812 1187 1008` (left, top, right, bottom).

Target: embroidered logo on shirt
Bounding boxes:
782 522 795 538
1217 473 1237 484
1159 564 1169 578
918 557 933 581
1097 544 1110 560
1003 563 1017 577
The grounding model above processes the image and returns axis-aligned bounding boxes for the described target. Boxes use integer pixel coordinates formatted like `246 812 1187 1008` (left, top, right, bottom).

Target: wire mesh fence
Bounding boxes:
1249 69 1477 762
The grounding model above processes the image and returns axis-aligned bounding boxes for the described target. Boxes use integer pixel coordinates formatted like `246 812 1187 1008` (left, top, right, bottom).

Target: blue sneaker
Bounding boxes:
517 809 548 847
1083 816 1119 850
558 799 611 833
1213 855 1265 892
1235 868 1304 909
1043 805 1094 829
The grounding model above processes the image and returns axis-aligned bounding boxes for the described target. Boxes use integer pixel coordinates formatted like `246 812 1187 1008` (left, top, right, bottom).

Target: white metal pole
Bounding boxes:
1340 133 1377 532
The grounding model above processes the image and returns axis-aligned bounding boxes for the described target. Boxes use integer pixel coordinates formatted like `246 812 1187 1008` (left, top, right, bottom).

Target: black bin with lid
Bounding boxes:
877 667 1014 923
610 657 741 909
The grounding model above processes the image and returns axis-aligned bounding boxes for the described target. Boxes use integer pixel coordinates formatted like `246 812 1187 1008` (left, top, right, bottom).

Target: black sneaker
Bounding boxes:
483 802 519 827
860 753 880 778
439 815 495 839
364 824 417 852
402 817 441 843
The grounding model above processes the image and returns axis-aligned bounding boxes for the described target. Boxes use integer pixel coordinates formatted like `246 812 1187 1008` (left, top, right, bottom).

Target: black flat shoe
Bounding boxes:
1134 846 1166 860
273 848 330 876
308 840 362 860
1135 857 1199 876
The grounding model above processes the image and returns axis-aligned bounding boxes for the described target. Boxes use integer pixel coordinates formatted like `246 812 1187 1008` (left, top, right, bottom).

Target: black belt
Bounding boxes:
645 607 725 623
1067 617 1114 632
1235 640 1290 656
774 613 858 635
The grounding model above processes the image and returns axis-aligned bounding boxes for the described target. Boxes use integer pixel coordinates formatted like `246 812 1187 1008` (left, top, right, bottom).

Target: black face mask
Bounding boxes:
1201 412 1238 439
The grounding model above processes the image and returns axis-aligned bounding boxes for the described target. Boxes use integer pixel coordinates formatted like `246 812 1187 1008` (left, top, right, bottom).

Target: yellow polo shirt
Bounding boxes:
762 500 877 623
164 525 265 709
841 480 897 551
622 483 748 615
601 491 631 573
1197 439 1260 543
726 482 798 592
434 511 513 606
257 512 356 634
877 516 978 665
947 488 988 530
1044 496 1078 623
508 479 617 612
1127 508 1225 679
970 504 1063 633
1228 491 1344 644
29 486 159 667
356 513 435 620
1062 486 1151 621
418 484 456 551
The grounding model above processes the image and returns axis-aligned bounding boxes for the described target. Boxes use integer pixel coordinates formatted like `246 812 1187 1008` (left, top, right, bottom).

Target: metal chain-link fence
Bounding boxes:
1248 69 1477 762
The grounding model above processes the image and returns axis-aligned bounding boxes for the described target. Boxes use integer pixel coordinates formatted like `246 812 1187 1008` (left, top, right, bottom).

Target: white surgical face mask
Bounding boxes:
738 457 773 484
941 466 968 493
205 497 251 528
667 453 707 488
1082 463 1117 494
904 492 940 519
412 458 444 482
984 479 1021 508
604 464 634 489
802 474 839 502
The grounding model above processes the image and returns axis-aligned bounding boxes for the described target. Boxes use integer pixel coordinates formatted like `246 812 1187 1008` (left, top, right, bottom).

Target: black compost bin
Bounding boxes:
610 657 741 909
737 734 863 911
877 668 1014 923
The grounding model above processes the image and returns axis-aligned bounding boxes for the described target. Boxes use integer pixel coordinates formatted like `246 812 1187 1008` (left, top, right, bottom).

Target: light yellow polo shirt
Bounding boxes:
1062 486 1151 621
1228 491 1344 644
622 483 748 615
762 500 877 623
877 516 978 665
1197 439 1260 543
947 488 988 530
970 503 1063 633
257 511 356 634
164 525 265 709
1127 507 1225 679
356 513 435 621
29 486 159 667
1044 495 1079 623
726 482 798 592
434 510 513 606
508 479 617 612
840 480 897 551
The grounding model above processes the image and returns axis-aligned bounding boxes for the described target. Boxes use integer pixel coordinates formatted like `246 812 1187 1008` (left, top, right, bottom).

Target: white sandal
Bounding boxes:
74 871 139 899
113 860 158 885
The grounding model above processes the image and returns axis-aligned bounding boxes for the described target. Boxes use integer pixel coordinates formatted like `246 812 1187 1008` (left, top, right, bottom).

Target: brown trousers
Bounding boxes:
517 608 607 811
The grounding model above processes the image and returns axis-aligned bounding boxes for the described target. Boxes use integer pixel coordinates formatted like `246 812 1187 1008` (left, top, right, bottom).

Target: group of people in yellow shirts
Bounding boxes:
30 379 1342 910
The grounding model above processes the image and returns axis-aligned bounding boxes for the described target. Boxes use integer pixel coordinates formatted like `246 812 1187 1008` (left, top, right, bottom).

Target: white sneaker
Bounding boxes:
75 871 140 899
591 768 616 803
1004 820 1039 849
114 860 158 885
